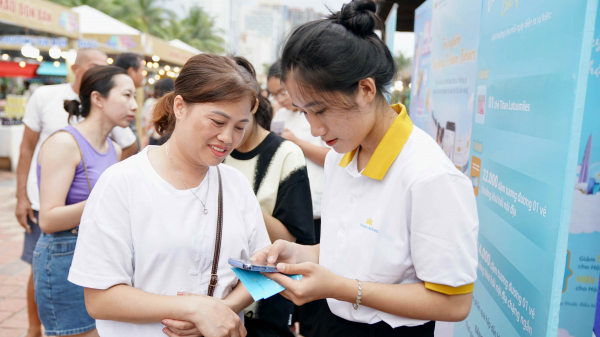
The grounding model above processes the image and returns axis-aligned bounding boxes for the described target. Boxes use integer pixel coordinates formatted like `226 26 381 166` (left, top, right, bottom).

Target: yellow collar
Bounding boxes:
339 104 413 180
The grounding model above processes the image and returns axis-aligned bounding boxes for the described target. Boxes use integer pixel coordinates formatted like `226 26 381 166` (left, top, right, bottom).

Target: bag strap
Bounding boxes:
41 130 92 191
208 166 223 297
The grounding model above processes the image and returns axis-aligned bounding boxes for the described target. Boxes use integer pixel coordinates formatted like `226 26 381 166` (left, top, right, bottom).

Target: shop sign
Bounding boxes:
0 0 79 38
1 35 68 48
81 33 143 53
106 35 137 51
77 39 98 49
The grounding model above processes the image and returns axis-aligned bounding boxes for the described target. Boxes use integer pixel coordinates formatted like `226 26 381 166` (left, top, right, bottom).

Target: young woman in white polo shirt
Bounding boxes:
253 1 479 336
67 55 272 337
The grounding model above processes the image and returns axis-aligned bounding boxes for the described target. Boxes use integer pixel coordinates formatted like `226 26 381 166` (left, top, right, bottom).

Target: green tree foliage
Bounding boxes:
175 6 225 54
394 52 412 73
50 0 120 17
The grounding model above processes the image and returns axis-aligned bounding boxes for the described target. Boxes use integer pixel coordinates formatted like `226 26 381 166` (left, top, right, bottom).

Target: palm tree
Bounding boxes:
178 6 225 54
49 0 120 17
113 0 175 38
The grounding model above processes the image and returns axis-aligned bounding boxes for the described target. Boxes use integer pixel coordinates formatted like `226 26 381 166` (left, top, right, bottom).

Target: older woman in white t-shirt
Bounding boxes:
68 55 271 337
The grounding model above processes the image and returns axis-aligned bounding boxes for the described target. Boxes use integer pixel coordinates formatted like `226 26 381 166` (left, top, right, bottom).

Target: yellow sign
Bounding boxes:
0 0 79 38
144 34 195 66
81 33 143 54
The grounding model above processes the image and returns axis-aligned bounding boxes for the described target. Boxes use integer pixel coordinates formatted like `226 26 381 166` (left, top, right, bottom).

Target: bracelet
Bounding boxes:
352 279 362 310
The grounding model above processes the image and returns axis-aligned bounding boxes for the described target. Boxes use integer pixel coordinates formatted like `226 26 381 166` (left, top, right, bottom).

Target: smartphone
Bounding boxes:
443 121 456 161
228 258 279 273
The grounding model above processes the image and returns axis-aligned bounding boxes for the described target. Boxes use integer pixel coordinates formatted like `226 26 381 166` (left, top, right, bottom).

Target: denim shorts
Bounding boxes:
33 230 95 336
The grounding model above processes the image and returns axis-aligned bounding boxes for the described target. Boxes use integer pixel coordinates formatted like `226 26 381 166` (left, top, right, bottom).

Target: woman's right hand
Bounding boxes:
185 295 246 337
251 239 298 265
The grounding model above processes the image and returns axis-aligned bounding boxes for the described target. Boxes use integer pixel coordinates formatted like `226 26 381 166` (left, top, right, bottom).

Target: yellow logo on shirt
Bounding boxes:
360 218 378 233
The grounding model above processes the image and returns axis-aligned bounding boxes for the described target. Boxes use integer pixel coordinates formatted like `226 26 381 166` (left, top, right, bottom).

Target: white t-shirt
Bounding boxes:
68 147 271 336
320 104 478 328
272 108 327 218
22 83 137 210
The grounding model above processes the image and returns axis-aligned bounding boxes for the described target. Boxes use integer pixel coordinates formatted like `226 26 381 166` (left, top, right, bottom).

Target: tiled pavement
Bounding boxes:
0 171 42 337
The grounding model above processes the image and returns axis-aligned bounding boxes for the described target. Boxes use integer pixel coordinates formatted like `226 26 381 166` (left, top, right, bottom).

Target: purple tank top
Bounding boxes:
37 125 118 205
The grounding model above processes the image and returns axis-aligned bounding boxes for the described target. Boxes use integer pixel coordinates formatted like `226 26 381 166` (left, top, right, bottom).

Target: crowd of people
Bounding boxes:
13 1 479 337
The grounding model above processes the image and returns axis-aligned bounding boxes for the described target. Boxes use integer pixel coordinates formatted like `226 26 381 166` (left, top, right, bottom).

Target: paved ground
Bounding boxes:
0 171 41 337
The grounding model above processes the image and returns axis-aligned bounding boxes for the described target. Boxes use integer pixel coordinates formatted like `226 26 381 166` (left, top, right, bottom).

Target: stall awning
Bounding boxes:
37 62 67 76
169 40 202 55
0 61 39 78
145 34 195 66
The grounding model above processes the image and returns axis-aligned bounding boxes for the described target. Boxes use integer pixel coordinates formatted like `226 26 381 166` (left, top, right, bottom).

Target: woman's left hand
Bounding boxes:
162 319 202 336
161 292 204 337
263 262 344 306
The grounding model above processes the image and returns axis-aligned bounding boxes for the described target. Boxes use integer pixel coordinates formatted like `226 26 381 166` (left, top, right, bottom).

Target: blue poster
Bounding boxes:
453 0 599 337
595 275 600 336
429 0 481 175
410 0 481 176
409 0 433 130
558 10 600 336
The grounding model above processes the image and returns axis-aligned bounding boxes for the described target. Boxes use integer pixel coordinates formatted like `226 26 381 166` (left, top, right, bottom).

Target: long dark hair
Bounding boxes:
280 0 395 108
151 54 258 136
64 65 128 122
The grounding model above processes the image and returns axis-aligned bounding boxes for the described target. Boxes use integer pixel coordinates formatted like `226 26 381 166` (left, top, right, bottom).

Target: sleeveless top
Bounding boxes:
37 125 118 206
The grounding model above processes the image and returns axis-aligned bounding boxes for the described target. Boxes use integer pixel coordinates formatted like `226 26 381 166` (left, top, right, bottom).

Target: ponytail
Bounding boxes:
64 99 82 122
151 91 176 136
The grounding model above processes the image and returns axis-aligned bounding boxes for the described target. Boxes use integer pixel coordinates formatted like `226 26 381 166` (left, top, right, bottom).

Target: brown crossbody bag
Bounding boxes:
207 167 224 297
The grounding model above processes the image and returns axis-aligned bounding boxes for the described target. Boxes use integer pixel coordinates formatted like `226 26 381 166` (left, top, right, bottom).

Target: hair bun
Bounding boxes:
330 0 380 36
64 99 82 117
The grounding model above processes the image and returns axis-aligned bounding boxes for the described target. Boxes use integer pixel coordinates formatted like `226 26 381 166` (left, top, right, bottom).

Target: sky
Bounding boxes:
168 0 415 58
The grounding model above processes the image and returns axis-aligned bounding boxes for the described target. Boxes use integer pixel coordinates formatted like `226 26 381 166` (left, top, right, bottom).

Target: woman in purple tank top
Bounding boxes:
32 66 137 337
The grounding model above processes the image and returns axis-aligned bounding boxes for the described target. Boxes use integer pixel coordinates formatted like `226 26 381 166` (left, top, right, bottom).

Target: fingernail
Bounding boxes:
268 256 275 263
162 320 167 325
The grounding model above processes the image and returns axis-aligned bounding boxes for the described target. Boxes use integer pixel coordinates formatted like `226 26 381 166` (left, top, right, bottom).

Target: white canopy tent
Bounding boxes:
72 5 140 35
169 39 202 55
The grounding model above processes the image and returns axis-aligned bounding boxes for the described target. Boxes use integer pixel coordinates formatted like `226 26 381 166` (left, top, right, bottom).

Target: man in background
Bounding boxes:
14 48 137 337
115 53 145 148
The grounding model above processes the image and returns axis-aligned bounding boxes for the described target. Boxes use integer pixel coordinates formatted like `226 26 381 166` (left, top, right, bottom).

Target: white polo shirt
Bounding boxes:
320 104 478 328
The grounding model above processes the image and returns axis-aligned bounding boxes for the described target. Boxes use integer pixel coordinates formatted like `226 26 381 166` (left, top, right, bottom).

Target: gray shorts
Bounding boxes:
21 210 41 265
